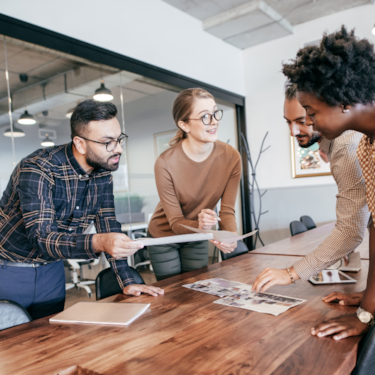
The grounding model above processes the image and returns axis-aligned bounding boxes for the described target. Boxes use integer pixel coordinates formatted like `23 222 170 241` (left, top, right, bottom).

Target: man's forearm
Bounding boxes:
92 233 106 253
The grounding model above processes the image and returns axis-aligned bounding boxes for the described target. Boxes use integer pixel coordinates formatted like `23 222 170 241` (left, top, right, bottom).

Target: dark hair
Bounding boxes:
70 99 117 140
282 26 375 106
284 81 297 101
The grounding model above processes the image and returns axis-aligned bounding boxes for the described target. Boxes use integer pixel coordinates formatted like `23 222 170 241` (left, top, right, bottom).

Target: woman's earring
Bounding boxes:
343 108 349 113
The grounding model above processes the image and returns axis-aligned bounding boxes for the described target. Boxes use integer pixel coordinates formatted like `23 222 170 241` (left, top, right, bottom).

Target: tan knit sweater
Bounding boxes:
148 140 241 238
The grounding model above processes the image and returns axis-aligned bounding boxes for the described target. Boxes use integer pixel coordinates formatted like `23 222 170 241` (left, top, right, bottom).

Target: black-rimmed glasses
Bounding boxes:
80 133 128 152
188 109 223 125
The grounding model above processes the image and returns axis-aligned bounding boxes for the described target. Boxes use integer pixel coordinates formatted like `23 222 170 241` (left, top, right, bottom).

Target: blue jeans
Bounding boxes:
0 260 65 320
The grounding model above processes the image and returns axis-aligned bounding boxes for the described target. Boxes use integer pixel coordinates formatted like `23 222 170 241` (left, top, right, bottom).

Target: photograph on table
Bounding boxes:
214 289 306 316
183 278 251 298
290 136 331 178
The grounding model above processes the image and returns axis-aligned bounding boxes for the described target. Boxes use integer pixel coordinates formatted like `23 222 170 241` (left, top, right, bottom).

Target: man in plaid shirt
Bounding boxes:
0 99 163 320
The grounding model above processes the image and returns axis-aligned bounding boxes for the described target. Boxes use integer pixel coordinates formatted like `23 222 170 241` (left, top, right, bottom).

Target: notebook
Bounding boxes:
50 302 150 326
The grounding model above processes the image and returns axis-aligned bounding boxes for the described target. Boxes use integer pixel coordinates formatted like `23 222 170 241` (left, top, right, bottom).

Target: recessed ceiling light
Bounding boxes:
4 126 25 137
18 110 36 125
93 80 113 102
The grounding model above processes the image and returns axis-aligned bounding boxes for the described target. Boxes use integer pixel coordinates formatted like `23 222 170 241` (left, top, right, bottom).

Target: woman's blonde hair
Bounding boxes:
169 88 215 146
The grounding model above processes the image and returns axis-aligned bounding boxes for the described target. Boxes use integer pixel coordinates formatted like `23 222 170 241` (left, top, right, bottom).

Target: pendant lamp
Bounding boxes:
93 80 113 102
4 126 25 137
18 110 36 125
41 134 55 147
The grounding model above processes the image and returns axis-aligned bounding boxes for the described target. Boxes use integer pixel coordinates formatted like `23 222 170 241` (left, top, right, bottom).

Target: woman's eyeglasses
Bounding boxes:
188 109 223 125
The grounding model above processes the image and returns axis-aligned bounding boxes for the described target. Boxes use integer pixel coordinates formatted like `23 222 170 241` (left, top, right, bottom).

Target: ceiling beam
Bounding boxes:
203 0 293 34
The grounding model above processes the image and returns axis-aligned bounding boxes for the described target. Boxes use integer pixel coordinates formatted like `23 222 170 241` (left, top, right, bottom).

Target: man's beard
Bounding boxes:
298 132 321 148
86 145 121 171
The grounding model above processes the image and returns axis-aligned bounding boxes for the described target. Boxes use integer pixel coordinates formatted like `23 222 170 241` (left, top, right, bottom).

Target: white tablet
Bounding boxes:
309 270 357 285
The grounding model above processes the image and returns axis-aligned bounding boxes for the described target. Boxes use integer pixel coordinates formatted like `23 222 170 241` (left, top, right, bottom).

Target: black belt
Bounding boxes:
0 259 50 268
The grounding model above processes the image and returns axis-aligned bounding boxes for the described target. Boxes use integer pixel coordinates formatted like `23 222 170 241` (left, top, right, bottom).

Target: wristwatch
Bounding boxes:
356 307 375 326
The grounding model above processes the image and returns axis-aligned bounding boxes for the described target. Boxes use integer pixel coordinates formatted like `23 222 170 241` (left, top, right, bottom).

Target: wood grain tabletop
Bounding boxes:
251 222 369 260
0 250 368 374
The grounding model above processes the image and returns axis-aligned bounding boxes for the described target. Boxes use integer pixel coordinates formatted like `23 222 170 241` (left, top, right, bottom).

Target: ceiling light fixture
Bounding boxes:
18 110 36 125
372 24 375 36
41 134 55 147
65 107 75 119
93 80 113 102
4 126 25 138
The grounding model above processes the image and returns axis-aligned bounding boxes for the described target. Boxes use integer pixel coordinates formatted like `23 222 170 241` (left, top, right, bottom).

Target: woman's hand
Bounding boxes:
322 291 364 306
198 209 218 230
251 267 299 293
123 284 164 297
211 238 237 254
311 314 369 340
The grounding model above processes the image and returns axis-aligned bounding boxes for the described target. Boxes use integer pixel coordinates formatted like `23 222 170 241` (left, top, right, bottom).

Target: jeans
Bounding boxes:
0 260 65 320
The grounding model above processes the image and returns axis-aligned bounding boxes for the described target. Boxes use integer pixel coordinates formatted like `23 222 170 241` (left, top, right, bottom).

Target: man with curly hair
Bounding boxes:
281 25 375 340
252 80 368 303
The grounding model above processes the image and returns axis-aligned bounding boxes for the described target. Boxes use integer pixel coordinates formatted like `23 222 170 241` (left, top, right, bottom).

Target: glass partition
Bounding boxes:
0 35 242 247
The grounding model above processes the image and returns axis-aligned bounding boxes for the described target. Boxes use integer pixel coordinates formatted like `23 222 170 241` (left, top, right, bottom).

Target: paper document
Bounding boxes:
183 278 305 316
50 302 150 326
134 233 213 246
180 225 257 243
327 252 361 272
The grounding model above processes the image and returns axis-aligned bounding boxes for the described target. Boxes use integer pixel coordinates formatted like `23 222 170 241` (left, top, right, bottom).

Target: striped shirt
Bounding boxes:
0 143 134 289
293 131 370 280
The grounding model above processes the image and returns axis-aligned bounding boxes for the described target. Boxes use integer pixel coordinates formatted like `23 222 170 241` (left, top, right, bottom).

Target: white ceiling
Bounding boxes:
162 0 374 49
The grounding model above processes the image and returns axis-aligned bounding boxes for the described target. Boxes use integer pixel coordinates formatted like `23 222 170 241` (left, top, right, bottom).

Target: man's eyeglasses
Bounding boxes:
80 133 128 152
187 109 223 126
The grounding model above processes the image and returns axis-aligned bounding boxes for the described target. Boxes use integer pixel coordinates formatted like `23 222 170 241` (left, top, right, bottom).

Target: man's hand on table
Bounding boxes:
93 233 143 259
323 291 364 306
251 267 300 293
123 284 164 297
311 314 369 340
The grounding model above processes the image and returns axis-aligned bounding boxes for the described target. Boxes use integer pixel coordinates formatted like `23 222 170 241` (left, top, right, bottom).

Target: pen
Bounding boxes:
214 214 221 222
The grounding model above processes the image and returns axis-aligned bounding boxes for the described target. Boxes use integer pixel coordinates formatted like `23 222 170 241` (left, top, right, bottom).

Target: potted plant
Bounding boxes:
114 194 146 224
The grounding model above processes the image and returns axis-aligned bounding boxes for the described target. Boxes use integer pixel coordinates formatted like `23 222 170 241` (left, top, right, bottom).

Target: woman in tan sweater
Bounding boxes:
147 88 241 280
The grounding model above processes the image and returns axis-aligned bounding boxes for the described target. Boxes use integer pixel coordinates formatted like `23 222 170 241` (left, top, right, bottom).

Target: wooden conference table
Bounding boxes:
252 221 370 260
0 226 369 375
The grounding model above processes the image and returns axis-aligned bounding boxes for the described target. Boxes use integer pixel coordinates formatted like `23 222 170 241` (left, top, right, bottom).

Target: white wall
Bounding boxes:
1 0 245 96
242 3 375 190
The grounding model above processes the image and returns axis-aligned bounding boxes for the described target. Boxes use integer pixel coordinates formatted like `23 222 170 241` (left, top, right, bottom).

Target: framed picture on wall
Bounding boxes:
290 136 331 178
154 130 176 159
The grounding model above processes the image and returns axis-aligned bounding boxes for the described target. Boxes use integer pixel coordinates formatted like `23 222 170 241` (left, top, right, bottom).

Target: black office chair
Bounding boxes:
290 221 308 236
300 215 316 230
221 240 249 261
0 300 32 331
352 324 375 375
95 267 145 300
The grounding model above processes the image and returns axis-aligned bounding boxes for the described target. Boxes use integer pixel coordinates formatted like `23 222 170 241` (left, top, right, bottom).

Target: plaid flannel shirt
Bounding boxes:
0 143 135 289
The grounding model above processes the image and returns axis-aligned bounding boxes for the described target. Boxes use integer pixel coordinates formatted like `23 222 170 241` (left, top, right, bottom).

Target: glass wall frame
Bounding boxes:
0 13 253 249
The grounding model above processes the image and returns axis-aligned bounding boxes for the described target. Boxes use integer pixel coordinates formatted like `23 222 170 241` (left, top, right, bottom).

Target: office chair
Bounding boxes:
221 240 249 261
0 300 32 330
290 221 308 236
131 213 153 272
351 324 375 375
95 267 145 300
300 215 316 230
64 258 100 298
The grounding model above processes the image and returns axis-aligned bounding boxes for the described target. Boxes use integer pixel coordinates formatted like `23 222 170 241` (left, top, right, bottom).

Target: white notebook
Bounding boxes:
50 302 150 326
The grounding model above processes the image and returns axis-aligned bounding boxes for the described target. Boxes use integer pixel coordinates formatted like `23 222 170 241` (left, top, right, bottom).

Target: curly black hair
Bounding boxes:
282 26 375 106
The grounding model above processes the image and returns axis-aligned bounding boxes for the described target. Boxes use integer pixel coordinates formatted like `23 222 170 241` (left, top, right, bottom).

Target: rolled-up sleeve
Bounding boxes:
293 132 370 280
